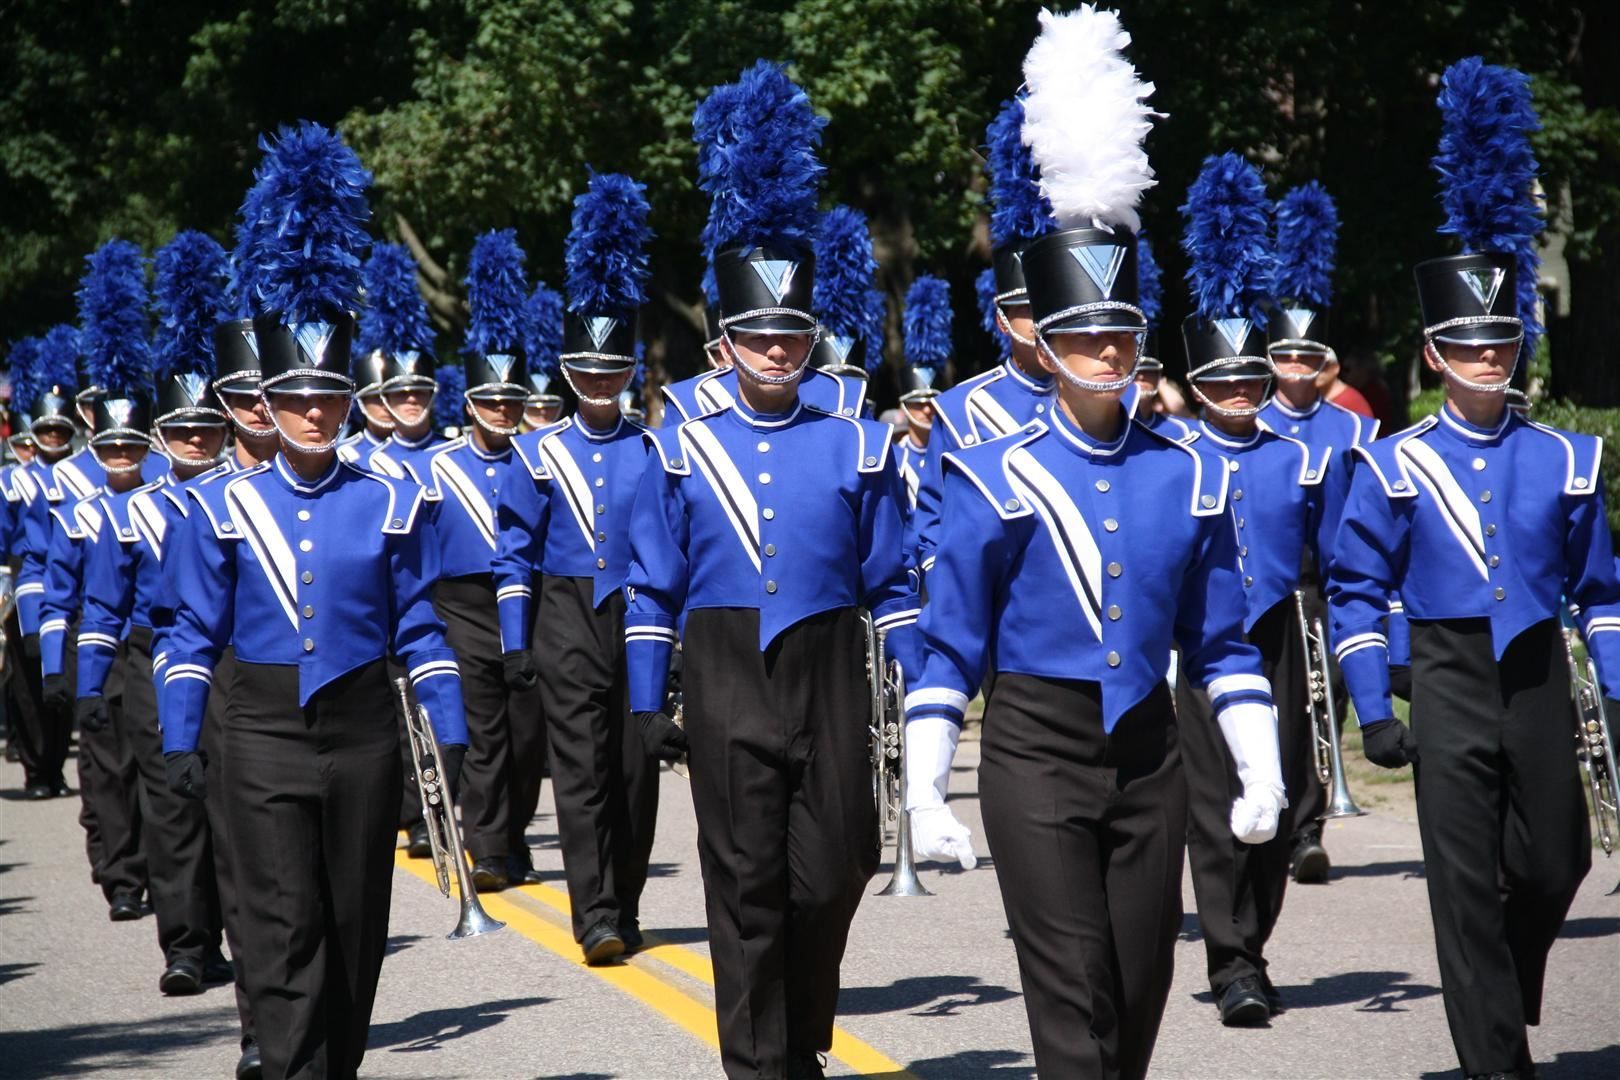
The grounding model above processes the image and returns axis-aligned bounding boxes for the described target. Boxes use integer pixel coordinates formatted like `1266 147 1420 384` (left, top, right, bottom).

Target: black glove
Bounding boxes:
43 672 71 714
75 695 109 734
1388 665 1412 703
501 649 538 691
23 633 41 663
1361 718 1419 769
664 646 683 697
439 743 467 801
635 710 689 763
164 750 208 801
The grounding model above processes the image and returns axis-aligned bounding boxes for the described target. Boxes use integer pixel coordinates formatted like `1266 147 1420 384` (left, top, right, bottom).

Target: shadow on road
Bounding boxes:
4 1006 240 1078
0 895 35 916
1421 1043 1620 1080
0 961 40 987
1331 859 1427 880
1558 916 1619 939
1192 970 1440 1013
839 974 1021 1017
385 933 427 956
643 925 708 946
868 1048 1034 1078
370 995 553 1053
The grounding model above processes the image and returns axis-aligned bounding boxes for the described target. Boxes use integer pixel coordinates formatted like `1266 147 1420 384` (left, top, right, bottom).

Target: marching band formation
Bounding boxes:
1 7 1617 1080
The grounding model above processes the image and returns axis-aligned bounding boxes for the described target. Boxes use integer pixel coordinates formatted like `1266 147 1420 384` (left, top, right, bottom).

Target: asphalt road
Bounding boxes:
2 733 1616 1079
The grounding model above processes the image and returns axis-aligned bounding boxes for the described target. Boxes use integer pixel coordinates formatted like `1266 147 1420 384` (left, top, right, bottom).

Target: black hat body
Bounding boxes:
212 319 261 391
155 370 226 426
992 244 1033 304
1022 227 1145 335
703 305 723 349
253 313 357 394
352 349 390 396
29 389 77 431
91 389 154 444
561 311 638 371
378 348 436 392
897 361 948 402
809 331 869 378
1415 251 1522 345
527 370 562 404
466 350 530 398
1266 300 1331 353
713 246 816 334
1182 314 1274 381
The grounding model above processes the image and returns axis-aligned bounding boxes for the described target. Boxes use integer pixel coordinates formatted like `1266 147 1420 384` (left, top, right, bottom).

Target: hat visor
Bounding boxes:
899 389 940 404
1135 357 1165 372
1431 325 1524 347
466 382 531 401
561 355 637 374
379 375 437 394
90 429 151 447
263 374 355 395
526 394 564 407
30 416 75 434
1041 309 1148 336
157 411 228 429
722 312 817 335
1191 360 1274 383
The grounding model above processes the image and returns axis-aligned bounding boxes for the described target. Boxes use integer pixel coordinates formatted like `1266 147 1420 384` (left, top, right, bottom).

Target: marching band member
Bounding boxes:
161 122 469 1080
359 266 446 482
625 63 919 1079
1129 234 1197 444
894 275 951 526
910 94 1057 581
1259 182 1359 881
522 283 566 431
424 228 545 892
1176 153 1329 1026
1329 60 1616 1080
494 170 659 962
903 13 1282 1076
337 246 408 466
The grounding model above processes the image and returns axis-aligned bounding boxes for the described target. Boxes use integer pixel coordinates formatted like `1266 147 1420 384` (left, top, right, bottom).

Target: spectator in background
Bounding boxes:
1338 349 1395 429
1314 354 1375 420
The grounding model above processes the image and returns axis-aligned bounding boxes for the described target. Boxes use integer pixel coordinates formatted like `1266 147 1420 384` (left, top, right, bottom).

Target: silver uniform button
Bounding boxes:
1035 403 1046 414
122 529 133 538
222 522 235 532
765 580 778 594
1107 605 1122 620
301 571 313 584
841 408 854 416
595 477 605 488
596 504 606 515
1290 425 1300 434
763 508 775 520
1004 498 1021 512
299 539 313 552
1237 517 1246 528
1096 479 1110 493
1201 494 1217 509
670 458 685 469
1104 518 1118 532
597 558 606 569
1479 490 1492 503
964 435 978 445
487 467 497 477
1107 562 1122 578
597 532 607 543
758 441 770 453
390 518 403 529
1228 460 1239 472
1232 489 1244 501
1244 575 1254 587
302 639 315 652
1489 554 1500 567
1305 470 1317 480
1106 651 1121 668
765 543 776 556
759 472 771 484
1240 545 1249 557
1485 523 1497 536
592 453 602 463
864 456 877 468
302 605 314 618
1576 477 1589 488
297 510 311 521
1393 480 1409 492
1473 457 1486 471
1494 587 1506 600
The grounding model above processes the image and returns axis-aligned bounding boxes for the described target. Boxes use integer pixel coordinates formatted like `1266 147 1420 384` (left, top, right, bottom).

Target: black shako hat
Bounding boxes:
712 246 817 335
1414 251 1522 347
1022 227 1146 336
1182 314 1274 381
90 388 154 444
253 313 357 394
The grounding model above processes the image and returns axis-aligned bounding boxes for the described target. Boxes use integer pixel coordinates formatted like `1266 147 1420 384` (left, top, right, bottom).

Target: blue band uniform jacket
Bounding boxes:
1258 395 1376 551
905 407 1273 734
624 399 922 714
76 477 179 697
1328 406 1620 726
661 365 867 424
337 428 389 467
161 454 469 754
363 430 447 485
893 435 928 523
423 435 513 579
492 416 649 653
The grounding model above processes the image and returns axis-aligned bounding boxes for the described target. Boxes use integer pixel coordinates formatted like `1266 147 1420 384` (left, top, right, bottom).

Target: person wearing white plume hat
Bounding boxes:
902 8 1282 1077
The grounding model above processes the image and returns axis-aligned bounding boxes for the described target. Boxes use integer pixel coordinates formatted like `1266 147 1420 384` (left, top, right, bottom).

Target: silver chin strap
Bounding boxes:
358 391 397 432
261 392 351 455
383 386 436 428
996 304 1036 348
1188 359 1277 419
466 399 522 438
1036 334 1141 394
902 400 935 430
97 453 145 476
723 328 818 387
1270 345 1336 383
159 434 229 471
1425 339 1514 395
560 366 633 409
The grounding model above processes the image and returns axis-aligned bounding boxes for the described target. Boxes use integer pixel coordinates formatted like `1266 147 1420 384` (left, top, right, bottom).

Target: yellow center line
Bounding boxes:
394 848 915 1078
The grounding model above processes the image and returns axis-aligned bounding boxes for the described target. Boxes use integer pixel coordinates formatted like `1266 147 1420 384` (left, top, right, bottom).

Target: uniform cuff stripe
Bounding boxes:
1207 673 1272 700
905 687 969 714
15 583 44 597
874 608 921 630
77 633 120 650
496 585 531 601
409 660 461 682
1335 632 1387 659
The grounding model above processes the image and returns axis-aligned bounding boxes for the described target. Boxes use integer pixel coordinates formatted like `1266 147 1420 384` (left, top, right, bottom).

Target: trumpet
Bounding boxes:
393 678 505 940
0 569 14 677
1561 629 1620 862
1294 591 1364 820
865 612 929 897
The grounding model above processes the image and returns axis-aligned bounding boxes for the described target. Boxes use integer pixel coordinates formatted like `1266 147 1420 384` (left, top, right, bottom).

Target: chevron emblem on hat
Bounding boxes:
585 316 619 351
1213 318 1253 355
1283 306 1316 337
1069 244 1127 299
106 399 134 427
750 260 799 303
487 353 517 383
1459 267 1505 313
528 372 553 395
294 321 337 364
915 365 939 389
825 334 855 362
176 372 209 405
240 327 261 360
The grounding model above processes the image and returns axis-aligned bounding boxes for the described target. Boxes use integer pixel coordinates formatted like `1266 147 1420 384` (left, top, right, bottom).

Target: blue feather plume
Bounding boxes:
1136 233 1163 330
1273 183 1338 308
565 171 654 316
358 244 435 356
464 230 529 356
695 61 826 261
1179 152 1275 324
975 268 1010 362
524 283 564 378
986 97 1057 248
904 276 953 367
1433 56 1545 355
152 231 229 381
76 239 152 394
7 337 43 415
433 363 465 430
37 324 81 397
814 207 886 370
235 121 373 323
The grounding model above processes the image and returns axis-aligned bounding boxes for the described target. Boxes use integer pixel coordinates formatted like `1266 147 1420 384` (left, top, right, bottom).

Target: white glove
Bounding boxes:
1215 696 1287 845
903 714 977 870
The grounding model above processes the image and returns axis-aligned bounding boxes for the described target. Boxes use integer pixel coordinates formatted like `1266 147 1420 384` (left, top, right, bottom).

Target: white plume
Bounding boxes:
1021 5 1160 232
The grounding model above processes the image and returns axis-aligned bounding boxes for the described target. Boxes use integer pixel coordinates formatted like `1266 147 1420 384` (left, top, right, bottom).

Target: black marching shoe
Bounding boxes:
1258 969 1283 1014
506 853 539 885
581 920 625 966
1466 1073 1524 1080
619 918 644 955
108 893 144 922
235 1042 263 1080
786 1051 828 1080
24 781 54 800
406 822 431 859
159 956 203 996
1218 975 1271 1027
1291 832 1331 884
471 857 509 893
203 949 234 985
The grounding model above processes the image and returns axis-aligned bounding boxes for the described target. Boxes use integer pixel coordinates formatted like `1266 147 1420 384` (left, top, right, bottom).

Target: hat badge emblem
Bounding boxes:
1069 243 1126 299
1213 317 1253 355
750 260 799 303
1283 306 1316 337
487 353 517 383
294 321 337 365
176 372 208 405
1459 266 1505 313
106 399 134 427
825 333 854 362
585 316 619 351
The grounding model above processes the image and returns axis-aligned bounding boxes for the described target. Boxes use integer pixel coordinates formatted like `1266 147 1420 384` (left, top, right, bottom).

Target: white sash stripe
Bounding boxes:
538 435 598 551
225 482 301 631
410 660 461 681
682 424 763 572
1006 449 1103 641
874 608 921 630
696 377 736 414
967 388 1019 440
40 617 66 634
433 454 498 549
165 664 213 685
625 627 680 644
1398 440 1490 581
57 459 93 499
129 493 168 560
900 459 921 508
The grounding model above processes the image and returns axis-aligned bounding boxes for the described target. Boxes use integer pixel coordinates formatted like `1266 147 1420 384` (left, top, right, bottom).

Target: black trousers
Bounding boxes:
225 659 401 1080
71 631 146 901
119 627 219 965
684 607 878 1080
434 574 545 862
6 602 70 791
1180 598 1308 994
980 675 1184 1080
1410 618 1590 1076
202 646 255 1049
536 575 658 939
